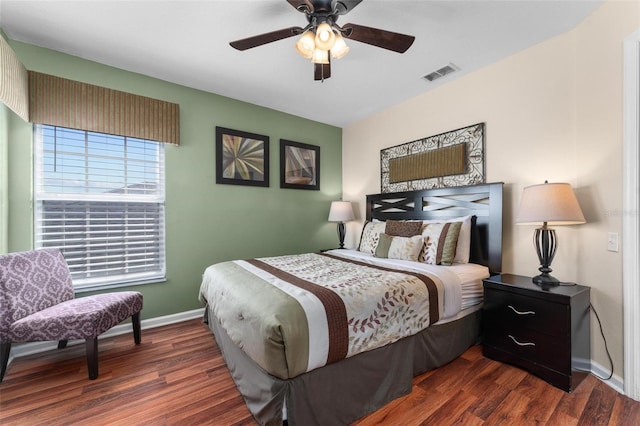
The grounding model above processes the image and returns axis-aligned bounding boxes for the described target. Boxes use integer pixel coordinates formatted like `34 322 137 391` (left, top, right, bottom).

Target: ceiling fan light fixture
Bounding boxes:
331 32 349 59
295 30 316 59
311 48 330 64
315 22 336 50
229 0 416 81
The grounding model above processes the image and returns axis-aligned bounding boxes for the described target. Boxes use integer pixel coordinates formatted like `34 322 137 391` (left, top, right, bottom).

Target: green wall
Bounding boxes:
6 40 343 320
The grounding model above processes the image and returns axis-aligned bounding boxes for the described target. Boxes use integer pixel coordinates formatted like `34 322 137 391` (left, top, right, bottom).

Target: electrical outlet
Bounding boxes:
607 232 619 252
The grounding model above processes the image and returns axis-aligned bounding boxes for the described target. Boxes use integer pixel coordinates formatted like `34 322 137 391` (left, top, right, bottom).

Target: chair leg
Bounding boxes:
58 340 68 349
1 342 11 383
85 338 99 380
132 312 141 344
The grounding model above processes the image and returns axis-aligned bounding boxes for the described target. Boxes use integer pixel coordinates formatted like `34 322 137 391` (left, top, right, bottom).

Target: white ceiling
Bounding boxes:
0 0 602 128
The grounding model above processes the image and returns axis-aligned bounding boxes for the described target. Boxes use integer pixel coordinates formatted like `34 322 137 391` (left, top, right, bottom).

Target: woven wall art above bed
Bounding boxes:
380 123 485 193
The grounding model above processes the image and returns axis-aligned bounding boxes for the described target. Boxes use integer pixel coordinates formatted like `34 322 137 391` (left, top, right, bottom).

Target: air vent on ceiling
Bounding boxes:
423 63 459 82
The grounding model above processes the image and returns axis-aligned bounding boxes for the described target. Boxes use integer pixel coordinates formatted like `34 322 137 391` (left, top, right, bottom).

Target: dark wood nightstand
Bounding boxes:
482 274 591 392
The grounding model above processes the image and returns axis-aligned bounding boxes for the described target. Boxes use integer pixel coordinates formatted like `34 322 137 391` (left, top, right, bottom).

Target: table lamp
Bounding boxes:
516 181 585 286
328 201 355 249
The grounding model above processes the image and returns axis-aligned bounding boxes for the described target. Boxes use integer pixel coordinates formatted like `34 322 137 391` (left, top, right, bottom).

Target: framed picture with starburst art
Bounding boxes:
216 126 269 187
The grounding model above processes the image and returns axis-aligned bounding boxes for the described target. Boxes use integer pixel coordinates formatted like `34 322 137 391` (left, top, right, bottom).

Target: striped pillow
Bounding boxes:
420 221 462 265
422 215 472 263
374 233 424 262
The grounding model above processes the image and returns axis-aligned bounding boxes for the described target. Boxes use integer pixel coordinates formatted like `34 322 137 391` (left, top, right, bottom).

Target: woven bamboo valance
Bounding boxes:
28 71 180 145
0 36 29 121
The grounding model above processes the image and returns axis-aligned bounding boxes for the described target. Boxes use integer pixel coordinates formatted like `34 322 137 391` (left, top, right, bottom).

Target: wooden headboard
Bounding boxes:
366 182 504 274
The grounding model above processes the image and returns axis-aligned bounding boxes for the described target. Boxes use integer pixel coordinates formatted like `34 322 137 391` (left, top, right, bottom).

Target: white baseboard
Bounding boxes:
591 358 625 395
6 308 205 366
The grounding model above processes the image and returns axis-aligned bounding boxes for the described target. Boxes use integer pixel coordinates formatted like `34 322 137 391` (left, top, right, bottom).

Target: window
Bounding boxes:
34 125 166 290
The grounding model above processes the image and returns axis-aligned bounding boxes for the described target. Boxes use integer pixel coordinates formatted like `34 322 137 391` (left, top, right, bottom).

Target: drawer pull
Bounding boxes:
508 305 535 316
508 335 536 347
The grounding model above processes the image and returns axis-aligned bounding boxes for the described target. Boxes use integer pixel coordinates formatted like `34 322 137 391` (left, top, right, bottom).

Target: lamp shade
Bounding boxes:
314 22 336 51
311 48 329 64
328 201 355 222
295 31 315 59
331 33 349 59
516 182 586 225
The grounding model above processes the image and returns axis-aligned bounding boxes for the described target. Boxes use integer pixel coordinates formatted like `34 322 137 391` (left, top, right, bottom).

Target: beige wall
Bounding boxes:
343 0 639 382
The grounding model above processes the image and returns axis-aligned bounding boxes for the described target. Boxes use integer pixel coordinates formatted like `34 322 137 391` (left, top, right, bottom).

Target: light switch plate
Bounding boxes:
607 232 619 252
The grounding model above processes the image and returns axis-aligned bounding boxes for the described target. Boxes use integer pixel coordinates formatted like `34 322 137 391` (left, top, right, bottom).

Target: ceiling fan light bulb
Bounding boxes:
331 34 349 59
315 22 336 50
295 31 315 59
311 48 329 64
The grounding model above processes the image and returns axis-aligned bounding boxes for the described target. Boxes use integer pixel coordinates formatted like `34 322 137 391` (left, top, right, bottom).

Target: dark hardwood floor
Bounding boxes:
1 319 638 425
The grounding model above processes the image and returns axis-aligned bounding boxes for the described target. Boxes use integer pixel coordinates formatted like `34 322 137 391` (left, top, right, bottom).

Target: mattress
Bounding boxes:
199 251 489 380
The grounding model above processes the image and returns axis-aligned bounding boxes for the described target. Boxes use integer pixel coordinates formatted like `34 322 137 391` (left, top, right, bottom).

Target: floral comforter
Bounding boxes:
199 252 444 380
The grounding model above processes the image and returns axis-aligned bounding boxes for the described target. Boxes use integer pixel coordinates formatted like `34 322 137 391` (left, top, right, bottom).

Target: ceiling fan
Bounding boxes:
229 0 415 81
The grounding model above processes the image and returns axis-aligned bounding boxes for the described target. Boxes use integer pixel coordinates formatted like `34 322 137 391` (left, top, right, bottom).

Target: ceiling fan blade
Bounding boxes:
314 62 331 81
230 27 303 51
342 23 415 53
334 0 364 15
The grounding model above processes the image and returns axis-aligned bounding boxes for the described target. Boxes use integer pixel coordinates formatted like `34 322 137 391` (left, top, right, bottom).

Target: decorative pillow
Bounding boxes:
422 215 472 263
421 223 445 264
385 220 423 237
358 221 387 254
439 221 462 265
420 221 463 265
375 233 424 262
374 233 394 258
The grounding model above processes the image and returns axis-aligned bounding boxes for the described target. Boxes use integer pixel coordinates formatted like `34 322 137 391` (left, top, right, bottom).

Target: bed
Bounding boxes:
199 182 503 426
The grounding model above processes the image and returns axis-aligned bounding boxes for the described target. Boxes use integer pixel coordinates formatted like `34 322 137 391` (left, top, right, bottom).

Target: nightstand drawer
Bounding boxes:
484 288 569 337
484 328 569 373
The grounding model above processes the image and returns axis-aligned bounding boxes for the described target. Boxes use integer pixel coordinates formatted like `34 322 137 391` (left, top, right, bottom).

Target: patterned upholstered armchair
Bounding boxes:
0 249 143 382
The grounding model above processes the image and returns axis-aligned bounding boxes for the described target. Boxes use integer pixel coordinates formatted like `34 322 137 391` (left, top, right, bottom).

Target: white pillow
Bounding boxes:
422 215 472 263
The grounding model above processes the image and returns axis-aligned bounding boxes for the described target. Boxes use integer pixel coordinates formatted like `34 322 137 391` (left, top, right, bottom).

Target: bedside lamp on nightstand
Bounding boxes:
516 181 586 287
328 201 355 249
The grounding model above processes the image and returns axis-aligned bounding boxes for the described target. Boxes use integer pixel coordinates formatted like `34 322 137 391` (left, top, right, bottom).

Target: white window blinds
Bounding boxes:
34 125 166 289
